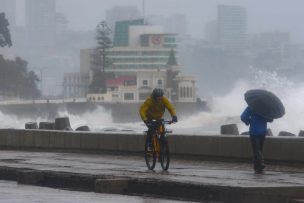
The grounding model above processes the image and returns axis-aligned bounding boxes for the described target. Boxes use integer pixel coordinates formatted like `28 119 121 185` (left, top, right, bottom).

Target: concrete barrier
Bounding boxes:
168 135 218 156
1 129 304 162
25 122 38 129
278 131 296 137
64 132 81 149
55 117 71 131
217 136 251 158
220 124 239 135
80 133 101 150
49 131 65 148
75 126 90 131
298 130 304 137
39 122 55 130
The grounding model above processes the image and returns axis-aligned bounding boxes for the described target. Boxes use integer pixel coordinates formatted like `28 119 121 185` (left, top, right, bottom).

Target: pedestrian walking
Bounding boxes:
241 106 273 174
241 89 285 174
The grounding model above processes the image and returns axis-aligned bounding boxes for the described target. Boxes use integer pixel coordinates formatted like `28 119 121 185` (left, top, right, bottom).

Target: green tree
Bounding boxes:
0 12 12 47
0 56 41 99
89 21 113 94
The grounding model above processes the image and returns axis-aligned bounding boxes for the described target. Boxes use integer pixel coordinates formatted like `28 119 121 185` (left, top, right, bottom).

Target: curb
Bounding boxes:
0 166 303 203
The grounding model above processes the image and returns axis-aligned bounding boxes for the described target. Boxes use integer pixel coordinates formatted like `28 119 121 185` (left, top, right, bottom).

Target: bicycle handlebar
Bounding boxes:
162 120 174 125
150 120 175 125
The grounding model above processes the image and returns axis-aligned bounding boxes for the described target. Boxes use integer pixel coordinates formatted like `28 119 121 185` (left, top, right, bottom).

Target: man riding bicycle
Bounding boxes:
139 88 178 149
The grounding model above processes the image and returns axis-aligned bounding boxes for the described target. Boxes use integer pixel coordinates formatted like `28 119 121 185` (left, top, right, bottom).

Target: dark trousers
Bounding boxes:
146 122 161 143
250 136 265 171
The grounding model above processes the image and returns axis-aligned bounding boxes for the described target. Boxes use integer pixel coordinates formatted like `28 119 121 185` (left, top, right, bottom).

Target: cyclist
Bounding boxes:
139 88 178 150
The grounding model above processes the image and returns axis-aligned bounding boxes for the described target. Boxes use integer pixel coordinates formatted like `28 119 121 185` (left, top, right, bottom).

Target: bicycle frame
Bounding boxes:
144 120 173 171
151 120 172 157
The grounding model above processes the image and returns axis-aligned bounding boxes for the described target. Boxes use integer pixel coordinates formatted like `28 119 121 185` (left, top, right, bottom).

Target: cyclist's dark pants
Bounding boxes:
250 135 265 171
147 122 161 143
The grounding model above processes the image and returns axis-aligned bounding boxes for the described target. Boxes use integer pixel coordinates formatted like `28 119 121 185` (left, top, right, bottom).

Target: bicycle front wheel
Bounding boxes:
144 138 156 170
159 137 170 171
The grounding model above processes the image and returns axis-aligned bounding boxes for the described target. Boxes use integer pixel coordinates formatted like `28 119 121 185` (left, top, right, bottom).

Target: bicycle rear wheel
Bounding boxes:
144 138 156 170
159 137 170 171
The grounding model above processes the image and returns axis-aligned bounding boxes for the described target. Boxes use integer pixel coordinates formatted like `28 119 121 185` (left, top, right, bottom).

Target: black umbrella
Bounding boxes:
244 89 285 119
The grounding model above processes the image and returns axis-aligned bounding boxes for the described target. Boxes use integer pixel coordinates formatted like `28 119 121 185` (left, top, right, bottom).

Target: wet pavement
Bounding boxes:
0 150 303 188
0 150 304 202
0 180 196 203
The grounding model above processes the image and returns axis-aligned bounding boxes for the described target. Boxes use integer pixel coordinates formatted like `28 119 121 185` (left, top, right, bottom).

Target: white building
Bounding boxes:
78 19 197 103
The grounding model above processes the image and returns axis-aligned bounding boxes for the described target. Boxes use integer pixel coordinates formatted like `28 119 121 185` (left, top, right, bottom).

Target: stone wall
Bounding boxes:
0 129 304 162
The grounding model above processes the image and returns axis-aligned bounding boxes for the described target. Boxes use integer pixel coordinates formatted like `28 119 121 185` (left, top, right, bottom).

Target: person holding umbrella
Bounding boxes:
241 89 285 174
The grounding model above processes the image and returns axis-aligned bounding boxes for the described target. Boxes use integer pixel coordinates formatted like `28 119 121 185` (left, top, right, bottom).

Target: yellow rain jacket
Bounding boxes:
139 96 176 121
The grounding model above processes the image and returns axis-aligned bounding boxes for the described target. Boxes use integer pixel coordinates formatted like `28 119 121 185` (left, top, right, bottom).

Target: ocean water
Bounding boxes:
0 70 302 136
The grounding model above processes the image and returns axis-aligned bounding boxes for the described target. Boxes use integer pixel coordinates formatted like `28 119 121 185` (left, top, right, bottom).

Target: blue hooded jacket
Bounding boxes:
240 106 273 137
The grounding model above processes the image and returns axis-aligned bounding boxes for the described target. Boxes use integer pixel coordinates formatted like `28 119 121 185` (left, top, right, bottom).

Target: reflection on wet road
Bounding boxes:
0 180 196 203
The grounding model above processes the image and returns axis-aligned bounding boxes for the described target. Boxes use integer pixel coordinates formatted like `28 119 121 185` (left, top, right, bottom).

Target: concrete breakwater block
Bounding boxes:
25 122 38 129
55 117 72 131
39 122 55 130
278 131 296 137
241 131 249 135
298 130 304 137
221 124 239 135
76 126 90 131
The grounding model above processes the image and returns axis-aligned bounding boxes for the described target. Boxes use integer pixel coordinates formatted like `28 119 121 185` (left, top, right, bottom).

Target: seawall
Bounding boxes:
0 129 304 162
0 101 207 122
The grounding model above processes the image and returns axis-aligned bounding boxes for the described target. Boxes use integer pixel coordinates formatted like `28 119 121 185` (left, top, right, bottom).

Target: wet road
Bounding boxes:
0 150 304 188
0 180 196 203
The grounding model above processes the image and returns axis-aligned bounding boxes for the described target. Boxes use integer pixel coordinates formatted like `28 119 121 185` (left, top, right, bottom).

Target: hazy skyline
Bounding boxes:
12 0 304 42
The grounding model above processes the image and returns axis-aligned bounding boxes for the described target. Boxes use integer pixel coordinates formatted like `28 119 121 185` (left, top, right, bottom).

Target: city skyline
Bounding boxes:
8 0 304 42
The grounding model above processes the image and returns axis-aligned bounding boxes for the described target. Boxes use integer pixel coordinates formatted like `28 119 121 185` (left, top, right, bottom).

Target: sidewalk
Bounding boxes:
0 150 303 203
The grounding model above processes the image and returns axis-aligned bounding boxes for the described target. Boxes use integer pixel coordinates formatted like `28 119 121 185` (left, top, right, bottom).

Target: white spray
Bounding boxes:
0 70 302 136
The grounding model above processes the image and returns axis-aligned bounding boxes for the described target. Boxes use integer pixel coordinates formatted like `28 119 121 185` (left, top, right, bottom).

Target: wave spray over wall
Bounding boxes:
177 69 301 136
0 70 302 136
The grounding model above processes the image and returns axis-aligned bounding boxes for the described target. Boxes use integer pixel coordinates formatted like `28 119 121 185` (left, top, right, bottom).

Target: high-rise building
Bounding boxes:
0 0 16 26
105 6 141 34
25 0 56 47
217 4 246 52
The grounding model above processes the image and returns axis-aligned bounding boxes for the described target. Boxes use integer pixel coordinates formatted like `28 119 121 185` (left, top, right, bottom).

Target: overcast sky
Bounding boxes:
16 0 304 42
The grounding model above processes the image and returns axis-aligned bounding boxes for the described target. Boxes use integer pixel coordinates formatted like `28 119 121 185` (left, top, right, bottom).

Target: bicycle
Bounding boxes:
144 120 173 171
